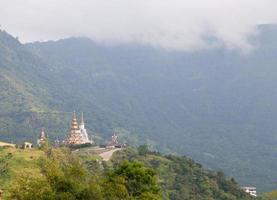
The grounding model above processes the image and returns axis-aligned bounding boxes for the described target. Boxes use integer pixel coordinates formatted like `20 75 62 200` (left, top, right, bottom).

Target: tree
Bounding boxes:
137 145 149 156
102 176 129 200
9 148 102 200
9 170 54 200
108 160 161 199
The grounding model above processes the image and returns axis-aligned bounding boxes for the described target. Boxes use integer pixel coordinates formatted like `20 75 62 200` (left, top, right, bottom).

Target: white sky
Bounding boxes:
1 0 277 51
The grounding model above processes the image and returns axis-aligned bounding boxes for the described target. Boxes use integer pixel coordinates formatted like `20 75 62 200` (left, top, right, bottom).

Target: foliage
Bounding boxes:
7 148 162 200
108 160 161 199
137 144 149 156
0 146 260 200
9 148 98 200
261 190 277 200
0 151 12 175
112 147 253 200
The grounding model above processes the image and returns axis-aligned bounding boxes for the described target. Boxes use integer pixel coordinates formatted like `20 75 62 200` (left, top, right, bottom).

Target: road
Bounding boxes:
99 148 121 161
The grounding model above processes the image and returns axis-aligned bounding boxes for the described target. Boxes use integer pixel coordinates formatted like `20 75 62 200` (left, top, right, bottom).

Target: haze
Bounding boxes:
1 0 277 51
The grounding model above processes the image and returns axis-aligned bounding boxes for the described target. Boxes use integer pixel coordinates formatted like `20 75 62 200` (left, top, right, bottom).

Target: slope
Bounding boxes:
0 146 254 200
0 25 276 192
26 25 277 192
0 30 71 142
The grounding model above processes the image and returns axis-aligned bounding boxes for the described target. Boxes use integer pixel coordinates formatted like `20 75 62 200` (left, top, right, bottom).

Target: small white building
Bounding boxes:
242 187 257 197
22 142 33 149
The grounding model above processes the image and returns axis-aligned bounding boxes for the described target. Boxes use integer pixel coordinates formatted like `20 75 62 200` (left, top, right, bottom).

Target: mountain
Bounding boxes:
0 24 277 192
0 30 72 142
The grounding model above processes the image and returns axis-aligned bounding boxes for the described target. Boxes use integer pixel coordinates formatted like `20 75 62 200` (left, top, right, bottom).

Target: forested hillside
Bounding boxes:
0 25 277 192
0 146 255 200
0 30 72 142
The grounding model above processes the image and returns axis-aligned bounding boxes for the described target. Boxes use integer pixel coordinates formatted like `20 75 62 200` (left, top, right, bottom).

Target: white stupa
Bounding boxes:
79 112 92 144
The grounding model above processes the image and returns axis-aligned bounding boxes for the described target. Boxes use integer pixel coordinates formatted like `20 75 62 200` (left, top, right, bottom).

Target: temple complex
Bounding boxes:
64 112 92 145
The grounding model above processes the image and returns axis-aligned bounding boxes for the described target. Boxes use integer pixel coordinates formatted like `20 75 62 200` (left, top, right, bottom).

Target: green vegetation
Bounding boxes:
0 147 160 200
1 26 277 192
112 147 255 200
0 146 258 200
0 147 43 190
262 190 277 200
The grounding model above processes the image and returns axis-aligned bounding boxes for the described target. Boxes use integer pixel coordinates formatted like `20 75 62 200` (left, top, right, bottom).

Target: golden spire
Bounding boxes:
71 111 78 130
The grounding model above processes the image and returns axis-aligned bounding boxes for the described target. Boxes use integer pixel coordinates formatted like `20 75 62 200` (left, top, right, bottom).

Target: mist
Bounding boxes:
1 0 277 51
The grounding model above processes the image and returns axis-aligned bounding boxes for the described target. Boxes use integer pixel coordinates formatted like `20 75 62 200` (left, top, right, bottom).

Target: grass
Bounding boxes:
0 147 44 192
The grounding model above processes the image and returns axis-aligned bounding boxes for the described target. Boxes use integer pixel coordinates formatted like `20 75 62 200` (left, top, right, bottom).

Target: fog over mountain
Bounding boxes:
1 0 277 51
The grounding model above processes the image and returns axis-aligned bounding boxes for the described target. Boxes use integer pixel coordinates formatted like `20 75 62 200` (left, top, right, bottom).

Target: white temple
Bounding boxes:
79 112 91 143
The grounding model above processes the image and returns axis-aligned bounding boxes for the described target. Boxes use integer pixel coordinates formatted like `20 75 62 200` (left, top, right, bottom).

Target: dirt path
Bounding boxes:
99 148 121 161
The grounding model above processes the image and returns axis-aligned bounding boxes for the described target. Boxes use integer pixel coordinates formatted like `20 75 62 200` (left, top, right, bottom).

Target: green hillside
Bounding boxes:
0 146 255 200
0 25 277 192
26 27 277 192
0 30 72 142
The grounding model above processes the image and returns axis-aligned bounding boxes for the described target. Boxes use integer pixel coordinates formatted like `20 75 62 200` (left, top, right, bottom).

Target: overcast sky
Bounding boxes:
1 0 277 51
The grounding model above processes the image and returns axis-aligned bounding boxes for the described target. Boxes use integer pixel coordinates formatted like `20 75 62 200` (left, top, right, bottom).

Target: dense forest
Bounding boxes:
0 25 277 192
0 145 257 200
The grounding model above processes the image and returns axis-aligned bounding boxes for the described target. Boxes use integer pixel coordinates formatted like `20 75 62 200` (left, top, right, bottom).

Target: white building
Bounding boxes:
242 187 257 197
22 142 33 149
79 112 92 144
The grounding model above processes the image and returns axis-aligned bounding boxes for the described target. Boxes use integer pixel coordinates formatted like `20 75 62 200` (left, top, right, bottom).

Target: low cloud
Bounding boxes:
1 0 277 51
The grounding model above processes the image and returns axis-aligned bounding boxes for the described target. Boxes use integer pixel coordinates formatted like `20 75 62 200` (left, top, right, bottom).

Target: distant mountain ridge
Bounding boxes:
0 24 277 192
